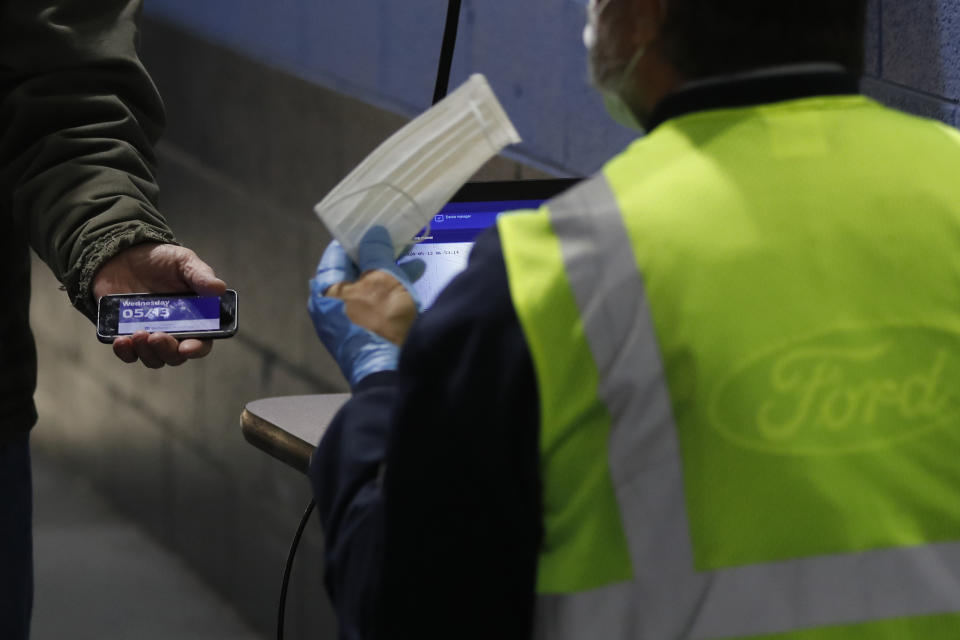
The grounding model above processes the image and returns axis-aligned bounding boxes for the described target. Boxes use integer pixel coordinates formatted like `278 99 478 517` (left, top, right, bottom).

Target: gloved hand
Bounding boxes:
308 226 425 387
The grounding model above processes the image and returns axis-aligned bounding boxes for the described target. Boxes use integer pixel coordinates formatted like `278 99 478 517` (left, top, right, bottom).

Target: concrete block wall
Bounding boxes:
27 1 959 637
862 0 960 125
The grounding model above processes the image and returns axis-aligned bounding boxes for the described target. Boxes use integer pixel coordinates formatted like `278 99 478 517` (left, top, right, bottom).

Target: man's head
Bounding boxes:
588 0 869 125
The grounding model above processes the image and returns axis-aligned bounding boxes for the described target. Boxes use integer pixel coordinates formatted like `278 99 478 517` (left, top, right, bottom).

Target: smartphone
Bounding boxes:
97 290 238 343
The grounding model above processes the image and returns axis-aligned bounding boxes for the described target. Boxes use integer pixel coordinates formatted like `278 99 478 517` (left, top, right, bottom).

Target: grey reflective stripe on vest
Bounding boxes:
534 174 960 639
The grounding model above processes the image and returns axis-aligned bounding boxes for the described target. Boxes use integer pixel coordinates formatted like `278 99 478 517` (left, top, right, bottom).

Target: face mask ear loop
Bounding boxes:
616 43 647 104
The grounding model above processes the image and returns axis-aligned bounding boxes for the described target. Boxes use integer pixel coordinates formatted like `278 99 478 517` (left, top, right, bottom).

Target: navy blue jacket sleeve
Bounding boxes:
309 226 542 640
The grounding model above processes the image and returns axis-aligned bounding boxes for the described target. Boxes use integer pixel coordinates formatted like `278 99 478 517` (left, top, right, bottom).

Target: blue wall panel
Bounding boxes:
377 3 447 113
299 3 383 95
145 0 959 176
145 0 307 69
144 0 632 176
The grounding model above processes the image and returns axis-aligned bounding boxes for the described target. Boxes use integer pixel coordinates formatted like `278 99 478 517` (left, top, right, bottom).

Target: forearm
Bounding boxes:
0 0 174 319
309 228 543 639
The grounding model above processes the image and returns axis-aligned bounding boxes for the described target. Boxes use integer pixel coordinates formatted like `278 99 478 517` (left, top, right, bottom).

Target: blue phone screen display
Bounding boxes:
400 199 543 310
117 296 220 334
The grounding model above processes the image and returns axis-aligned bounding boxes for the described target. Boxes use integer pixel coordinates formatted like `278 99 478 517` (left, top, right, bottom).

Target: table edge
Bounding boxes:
240 408 314 475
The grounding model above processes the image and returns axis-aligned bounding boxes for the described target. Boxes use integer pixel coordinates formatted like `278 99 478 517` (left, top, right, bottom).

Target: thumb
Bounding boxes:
356 226 398 272
179 249 227 295
398 259 426 284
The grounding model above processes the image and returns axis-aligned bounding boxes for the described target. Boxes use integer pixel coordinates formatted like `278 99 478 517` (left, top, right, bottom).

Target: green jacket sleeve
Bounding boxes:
0 0 177 320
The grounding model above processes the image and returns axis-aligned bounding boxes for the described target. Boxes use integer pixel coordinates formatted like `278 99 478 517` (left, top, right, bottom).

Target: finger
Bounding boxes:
356 226 398 273
179 339 214 360
309 290 348 317
398 258 426 283
358 227 421 301
148 332 187 366
314 240 358 294
131 332 165 369
179 249 228 296
112 337 138 363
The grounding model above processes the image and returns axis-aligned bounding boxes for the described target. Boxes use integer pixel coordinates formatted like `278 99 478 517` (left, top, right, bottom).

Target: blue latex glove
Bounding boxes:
308 226 425 387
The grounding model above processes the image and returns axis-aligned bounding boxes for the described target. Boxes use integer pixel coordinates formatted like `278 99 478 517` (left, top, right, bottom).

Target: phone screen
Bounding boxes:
97 291 238 342
117 296 220 334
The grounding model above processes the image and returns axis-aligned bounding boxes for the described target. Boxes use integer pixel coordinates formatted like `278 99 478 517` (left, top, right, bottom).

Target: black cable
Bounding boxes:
432 0 463 104
277 498 316 640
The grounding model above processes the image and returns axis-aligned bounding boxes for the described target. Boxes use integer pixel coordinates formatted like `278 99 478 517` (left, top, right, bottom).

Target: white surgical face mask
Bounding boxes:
584 0 647 132
315 74 521 261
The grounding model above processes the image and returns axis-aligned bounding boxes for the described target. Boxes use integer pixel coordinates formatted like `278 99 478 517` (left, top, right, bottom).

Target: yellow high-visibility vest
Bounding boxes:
499 95 960 638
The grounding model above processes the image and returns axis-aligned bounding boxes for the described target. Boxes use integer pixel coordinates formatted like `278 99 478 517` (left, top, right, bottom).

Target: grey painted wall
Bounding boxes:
28 1 960 637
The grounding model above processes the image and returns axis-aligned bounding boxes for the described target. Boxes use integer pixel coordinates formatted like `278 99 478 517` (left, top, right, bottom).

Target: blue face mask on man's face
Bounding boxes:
583 0 649 133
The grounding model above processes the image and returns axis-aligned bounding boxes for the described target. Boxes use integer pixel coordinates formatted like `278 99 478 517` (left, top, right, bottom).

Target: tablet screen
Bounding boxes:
399 180 579 309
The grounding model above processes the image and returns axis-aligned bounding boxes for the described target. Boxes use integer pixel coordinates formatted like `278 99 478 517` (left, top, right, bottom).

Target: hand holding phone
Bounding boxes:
91 243 230 368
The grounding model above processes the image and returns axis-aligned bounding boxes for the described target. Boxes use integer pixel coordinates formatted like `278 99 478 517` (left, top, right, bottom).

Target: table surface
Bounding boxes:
240 394 351 474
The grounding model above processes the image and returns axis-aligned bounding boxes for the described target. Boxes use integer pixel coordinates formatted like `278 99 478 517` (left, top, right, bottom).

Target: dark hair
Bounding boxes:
660 1 868 79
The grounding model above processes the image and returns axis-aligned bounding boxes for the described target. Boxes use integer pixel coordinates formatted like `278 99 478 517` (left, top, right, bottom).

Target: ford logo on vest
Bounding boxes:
708 326 960 455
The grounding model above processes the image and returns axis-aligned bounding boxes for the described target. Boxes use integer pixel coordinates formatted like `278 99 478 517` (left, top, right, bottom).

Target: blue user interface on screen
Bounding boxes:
117 296 220 334
415 200 538 244
401 199 544 310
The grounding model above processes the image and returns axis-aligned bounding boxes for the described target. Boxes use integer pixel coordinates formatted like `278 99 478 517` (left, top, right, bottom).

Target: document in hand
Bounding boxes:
314 74 521 261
